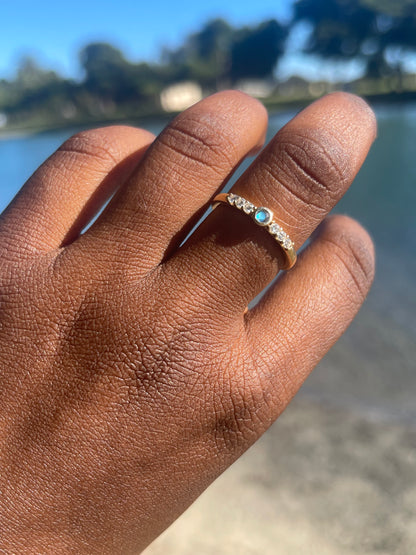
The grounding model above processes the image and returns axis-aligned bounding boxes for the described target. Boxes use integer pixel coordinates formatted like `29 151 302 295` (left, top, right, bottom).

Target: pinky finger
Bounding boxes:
245 214 375 408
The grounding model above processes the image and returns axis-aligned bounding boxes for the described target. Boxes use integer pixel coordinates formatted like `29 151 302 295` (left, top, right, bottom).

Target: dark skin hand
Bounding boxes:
0 91 376 553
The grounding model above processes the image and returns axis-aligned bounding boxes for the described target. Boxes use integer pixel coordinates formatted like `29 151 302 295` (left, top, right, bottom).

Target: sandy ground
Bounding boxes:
145 396 416 554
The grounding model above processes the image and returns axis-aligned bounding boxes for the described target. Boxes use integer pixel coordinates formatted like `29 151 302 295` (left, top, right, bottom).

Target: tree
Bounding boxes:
162 19 233 89
230 20 288 82
79 43 139 102
293 0 416 78
80 43 127 80
15 56 61 90
161 18 288 88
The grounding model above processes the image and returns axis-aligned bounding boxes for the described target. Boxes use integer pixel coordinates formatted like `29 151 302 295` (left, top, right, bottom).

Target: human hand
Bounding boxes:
0 91 376 554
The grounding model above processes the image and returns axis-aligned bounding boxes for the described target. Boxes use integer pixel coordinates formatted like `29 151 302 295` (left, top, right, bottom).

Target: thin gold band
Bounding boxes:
212 192 297 270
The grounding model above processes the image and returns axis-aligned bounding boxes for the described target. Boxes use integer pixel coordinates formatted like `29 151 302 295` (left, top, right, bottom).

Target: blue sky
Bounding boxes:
1 0 289 77
0 0 363 82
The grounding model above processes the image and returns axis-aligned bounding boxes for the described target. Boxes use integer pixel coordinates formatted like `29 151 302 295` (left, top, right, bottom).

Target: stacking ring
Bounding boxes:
212 193 297 270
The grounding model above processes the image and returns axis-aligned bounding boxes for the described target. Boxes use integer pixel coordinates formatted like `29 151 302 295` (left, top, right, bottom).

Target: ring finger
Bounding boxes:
164 92 377 314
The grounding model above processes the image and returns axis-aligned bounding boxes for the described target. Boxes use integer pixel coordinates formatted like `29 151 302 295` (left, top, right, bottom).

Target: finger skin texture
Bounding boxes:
0 92 375 553
246 214 376 405
82 90 268 273
167 92 376 311
0 126 155 255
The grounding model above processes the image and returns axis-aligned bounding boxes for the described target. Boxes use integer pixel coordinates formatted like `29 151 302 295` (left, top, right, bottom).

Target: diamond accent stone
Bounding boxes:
243 202 255 214
227 193 238 205
235 197 246 209
269 223 282 235
254 207 273 226
282 237 293 249
275 230 286 242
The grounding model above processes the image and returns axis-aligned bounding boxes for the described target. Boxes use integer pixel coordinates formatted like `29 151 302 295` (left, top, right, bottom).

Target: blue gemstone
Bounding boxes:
254 208 271 225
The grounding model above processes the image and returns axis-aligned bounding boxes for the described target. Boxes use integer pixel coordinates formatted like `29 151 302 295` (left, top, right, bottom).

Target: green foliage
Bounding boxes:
361 0 416 17
230 20 288 82
15 56 61 90
79 43 162 103
294 0 375 58
163 18 288 87
162 19 233 88
294 0 416 77
2 7 416 131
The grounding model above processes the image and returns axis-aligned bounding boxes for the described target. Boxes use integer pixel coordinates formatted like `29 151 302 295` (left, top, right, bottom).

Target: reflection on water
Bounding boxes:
0 103 415 420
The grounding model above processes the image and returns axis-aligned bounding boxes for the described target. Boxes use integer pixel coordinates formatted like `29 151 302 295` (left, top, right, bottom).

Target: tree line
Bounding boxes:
1 0 416 129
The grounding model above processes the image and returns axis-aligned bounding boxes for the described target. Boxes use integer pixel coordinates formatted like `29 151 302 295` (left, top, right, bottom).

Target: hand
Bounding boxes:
0 91 376 553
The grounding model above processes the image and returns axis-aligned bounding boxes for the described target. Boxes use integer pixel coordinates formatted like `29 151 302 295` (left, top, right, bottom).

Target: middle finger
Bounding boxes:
82 90 267 273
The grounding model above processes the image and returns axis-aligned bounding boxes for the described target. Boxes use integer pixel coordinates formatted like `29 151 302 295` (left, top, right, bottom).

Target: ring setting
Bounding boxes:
212 192 297 269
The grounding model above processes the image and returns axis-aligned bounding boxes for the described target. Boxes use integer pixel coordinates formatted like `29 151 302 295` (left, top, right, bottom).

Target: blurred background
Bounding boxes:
1 0 415 553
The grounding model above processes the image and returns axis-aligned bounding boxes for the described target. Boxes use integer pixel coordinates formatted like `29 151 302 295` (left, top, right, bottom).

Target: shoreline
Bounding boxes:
2 91 416 138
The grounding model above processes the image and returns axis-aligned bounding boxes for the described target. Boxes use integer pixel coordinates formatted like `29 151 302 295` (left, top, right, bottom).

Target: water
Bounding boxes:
0 104 415 421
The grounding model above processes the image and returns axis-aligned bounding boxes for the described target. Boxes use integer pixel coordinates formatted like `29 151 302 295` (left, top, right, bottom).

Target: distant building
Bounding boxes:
160 82 203 112
308 81 332 97
61 102 77 120
234 79 275 99
276 76 310 98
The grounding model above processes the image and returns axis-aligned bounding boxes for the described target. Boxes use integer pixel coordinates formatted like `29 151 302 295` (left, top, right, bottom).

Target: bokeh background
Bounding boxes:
1 1 415 553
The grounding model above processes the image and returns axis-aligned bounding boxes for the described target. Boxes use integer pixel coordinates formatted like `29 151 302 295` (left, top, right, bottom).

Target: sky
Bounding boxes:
0 0 363 82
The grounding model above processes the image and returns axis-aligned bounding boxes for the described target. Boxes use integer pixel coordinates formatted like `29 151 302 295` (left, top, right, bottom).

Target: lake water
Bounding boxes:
0 103 415 422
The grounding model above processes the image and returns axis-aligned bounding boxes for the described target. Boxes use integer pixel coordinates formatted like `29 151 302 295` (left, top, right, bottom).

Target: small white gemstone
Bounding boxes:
235 197 246 209
275 230 286 241
243 202 255 214
282 237 293 249
269 223 282 235
227 193 238 205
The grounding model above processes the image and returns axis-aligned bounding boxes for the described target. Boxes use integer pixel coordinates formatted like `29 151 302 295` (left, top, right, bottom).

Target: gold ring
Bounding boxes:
212 192 297 270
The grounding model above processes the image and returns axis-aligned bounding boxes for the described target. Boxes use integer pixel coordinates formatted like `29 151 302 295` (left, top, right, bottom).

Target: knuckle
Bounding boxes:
323 217 375 299
158 115 235 175
58 126 131 166
262 128 348 211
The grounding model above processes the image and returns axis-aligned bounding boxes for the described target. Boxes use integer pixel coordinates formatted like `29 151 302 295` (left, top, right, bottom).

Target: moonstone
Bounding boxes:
254 207 272 226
